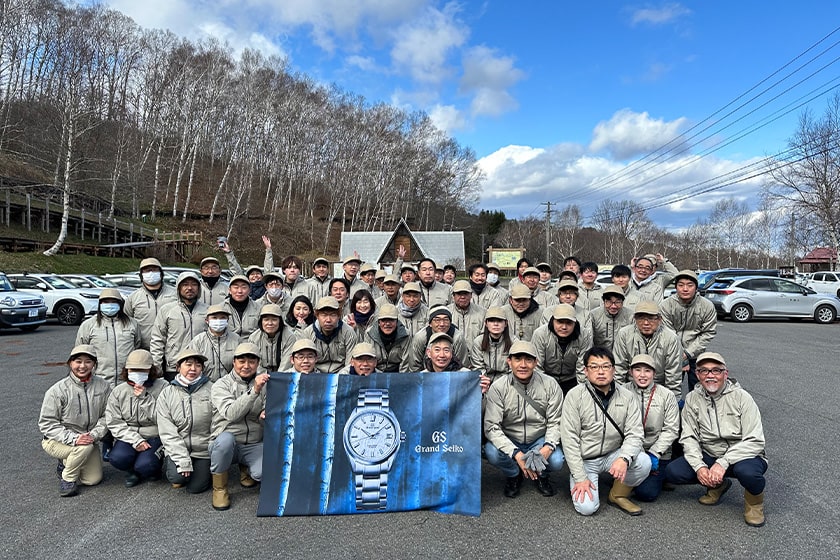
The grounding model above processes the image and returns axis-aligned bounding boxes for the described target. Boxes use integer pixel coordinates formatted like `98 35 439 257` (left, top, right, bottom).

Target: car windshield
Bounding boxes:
697 272 715 287
82 276 117 288
41 276 78 289
0 275 14 291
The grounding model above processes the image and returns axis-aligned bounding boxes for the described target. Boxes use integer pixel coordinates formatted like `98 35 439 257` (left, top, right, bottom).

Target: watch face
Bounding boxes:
344 410 399 464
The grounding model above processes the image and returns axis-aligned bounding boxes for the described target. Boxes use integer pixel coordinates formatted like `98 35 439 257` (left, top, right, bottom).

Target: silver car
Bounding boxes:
705 275 840 324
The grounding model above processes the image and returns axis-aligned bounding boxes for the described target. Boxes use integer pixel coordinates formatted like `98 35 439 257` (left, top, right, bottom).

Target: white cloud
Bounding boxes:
429 104 468 134
589 109 689 160
477 131 766 227
346 55 379 72
460 46 525 117
630 3 692 26
389 3 469 84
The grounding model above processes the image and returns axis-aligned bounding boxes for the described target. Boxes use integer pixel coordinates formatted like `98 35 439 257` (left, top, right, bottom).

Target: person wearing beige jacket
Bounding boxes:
560 347 651 517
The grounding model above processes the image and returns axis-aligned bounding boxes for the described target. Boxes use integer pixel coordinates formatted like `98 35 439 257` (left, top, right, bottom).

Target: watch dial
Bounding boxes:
347 411 398 463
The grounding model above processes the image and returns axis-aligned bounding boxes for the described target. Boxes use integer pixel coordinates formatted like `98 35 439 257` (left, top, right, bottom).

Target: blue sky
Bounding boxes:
97 0 840 229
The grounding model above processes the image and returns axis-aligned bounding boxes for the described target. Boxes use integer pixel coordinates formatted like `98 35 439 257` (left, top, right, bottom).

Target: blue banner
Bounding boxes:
257 371 482 517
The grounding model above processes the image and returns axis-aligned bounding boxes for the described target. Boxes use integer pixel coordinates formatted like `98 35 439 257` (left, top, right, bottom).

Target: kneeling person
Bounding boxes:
484 341 565 498
560 347 651 516
664 352 768 527
209 343 270 511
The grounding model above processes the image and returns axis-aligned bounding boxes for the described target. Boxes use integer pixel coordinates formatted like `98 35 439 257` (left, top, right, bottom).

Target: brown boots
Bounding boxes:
699 479 732 505
239 465 257 488
212 472 230 511
744 490 765 527
608 481 643 516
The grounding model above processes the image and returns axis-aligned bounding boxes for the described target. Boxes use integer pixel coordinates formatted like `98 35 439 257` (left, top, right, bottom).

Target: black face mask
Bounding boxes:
202 275 219 288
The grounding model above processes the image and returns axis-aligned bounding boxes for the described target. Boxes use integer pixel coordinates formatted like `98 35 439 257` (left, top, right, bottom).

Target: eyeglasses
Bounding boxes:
586 363 614 371
697 367 726 376
635 265 653 271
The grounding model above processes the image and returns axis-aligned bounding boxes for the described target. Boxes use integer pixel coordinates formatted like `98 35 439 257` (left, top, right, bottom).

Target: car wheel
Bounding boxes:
814 304 837 324
55 302 83 326
730 303 753 323
19 325 40 332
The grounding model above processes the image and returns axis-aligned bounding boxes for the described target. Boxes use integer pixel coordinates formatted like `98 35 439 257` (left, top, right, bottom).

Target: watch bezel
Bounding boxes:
343 409 401 465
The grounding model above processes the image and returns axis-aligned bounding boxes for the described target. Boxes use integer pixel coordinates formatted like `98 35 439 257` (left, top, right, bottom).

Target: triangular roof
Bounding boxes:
340 218 465 269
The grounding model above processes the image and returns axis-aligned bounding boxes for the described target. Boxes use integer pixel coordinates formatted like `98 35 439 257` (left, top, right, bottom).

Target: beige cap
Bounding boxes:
641 254 657 263
206 303 231 316
383 274 401 284
509 340 537 358
375 270 386 280
634 301 660 316
552 303 577 322
487 262 500 272
290 338 318 355
262 271 282 284
174 347 207 364
98 288 123 302
522 266 540 277
452 280 471 293
402 281 421 293
428 332 454 345
556 279 579 292
176 271 200 287
200 256 220 267
68 344 97 362
360 263 377 274
485 306 506 320
233 342 261 359
696 351 726 367
259 303 283 318
244 265 264 276
536 262 552 272
630 353 656 370
315 296 341 311
378 303 399 320
228 274 250 286
602 285 626 299
674 270 698 285
139 257 162 270
510 284 531 299
400 263 417 273
343 255 362 265
126 349 154 370
350 342 377 358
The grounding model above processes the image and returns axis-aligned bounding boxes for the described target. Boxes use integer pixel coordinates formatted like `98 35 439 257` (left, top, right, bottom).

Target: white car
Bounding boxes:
803 271 840 297
0 273 47 331
8 273 100 325
61 274 136 297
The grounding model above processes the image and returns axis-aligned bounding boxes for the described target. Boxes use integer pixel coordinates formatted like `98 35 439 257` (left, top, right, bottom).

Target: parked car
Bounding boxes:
8 273 100 326
803 271 840 297
697 268 780 294
60 274 136 296
162 267 198 286
0 272 47 331
705 275 840 324
102 273 144 290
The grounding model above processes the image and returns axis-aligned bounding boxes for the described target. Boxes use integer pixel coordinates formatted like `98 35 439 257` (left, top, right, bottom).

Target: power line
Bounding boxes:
548 25 840 213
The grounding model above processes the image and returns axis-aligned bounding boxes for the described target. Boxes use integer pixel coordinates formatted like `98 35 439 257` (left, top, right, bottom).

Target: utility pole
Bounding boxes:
541 201 552 264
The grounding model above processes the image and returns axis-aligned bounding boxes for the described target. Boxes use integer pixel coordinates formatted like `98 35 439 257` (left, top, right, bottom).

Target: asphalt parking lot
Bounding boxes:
3 319 838 559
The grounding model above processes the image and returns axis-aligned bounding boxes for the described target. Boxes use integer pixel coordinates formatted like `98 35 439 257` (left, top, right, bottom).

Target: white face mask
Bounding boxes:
100 303 121 317
128 372 149 385
487 273 499 284
267 287 284 299
208 318 228 332
142 271 162 285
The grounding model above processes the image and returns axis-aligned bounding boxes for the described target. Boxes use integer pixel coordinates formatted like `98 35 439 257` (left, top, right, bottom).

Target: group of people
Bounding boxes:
37 243 767 526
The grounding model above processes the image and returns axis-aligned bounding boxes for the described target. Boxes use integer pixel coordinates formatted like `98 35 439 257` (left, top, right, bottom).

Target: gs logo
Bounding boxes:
431 431 447 444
